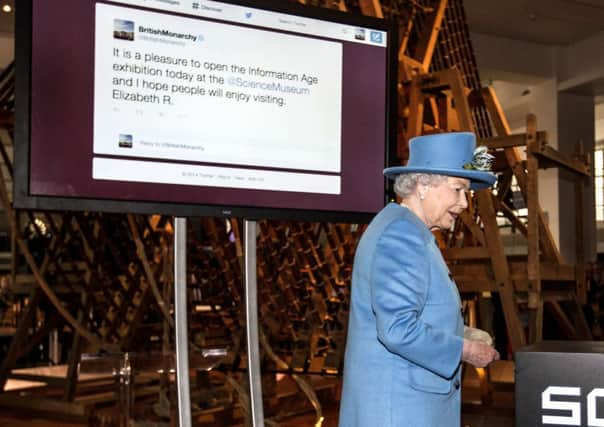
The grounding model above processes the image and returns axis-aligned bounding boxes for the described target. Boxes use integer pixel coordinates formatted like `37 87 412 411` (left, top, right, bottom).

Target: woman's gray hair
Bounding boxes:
393 173 447 199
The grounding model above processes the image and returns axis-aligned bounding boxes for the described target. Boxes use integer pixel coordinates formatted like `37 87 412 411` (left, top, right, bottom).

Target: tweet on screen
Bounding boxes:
93 3 343 194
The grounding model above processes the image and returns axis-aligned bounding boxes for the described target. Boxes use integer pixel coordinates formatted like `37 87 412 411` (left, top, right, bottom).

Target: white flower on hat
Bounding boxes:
463 146 494 171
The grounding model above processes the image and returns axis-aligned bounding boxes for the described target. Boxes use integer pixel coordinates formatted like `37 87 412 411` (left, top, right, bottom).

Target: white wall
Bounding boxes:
557 31 604 90
557 93 596 263
471 32 555 82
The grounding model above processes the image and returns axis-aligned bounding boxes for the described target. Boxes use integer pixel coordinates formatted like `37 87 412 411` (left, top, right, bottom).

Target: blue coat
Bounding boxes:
339 203 464 427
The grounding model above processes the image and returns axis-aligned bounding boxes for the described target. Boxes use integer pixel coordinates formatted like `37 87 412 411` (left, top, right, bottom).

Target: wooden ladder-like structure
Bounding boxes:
342 0 592 351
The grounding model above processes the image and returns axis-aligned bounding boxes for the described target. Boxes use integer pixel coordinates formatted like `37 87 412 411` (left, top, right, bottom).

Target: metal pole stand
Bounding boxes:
244 219 265 426
174 217 192 427
172 217 264 427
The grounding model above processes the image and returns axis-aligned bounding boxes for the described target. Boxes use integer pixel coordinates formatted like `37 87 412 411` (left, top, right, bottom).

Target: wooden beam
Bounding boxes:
496 201 528 237
64 296 88 401
399 56 424 82
414 0 448 71
0 288 43 390
566 298 592 340
476 191 526 352
529 262 576 281
358 0 383 18
445 94 461 131
481 87 525 168
0 129 14 179
526 114 543 344
479 132 547 150
458 210 486 247
8 372 67 387
121 282 153 349
545 301 577 339
418 70 457 93
526 115 540 287
399 9 416 64
496 169 514 203
442 246 490 260
533 144 590 176
406 75 425 139
446 69 474 132
481 88 512 139
452 262 578 293
456 277 496 293
127 215 174 328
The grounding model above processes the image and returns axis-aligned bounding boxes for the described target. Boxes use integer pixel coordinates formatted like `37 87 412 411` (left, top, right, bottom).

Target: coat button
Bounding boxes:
454 380 460 389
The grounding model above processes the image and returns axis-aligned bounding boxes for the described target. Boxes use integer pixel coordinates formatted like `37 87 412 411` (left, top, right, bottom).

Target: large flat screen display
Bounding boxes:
15 0 397 222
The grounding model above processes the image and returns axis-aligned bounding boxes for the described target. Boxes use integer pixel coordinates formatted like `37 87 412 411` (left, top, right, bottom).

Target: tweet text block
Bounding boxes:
94 3 343 183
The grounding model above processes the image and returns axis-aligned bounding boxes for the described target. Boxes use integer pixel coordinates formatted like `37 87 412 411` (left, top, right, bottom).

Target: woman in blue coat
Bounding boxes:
339 132 500 427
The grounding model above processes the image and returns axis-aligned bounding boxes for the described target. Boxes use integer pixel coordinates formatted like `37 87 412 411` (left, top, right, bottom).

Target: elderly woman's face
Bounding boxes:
422 177 470 230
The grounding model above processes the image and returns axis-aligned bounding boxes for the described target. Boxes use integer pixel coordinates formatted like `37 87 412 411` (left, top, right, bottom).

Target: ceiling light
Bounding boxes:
1 4 11 13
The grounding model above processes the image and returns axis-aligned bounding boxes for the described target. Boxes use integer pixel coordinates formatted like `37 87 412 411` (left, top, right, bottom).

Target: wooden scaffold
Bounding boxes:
0 0 596 424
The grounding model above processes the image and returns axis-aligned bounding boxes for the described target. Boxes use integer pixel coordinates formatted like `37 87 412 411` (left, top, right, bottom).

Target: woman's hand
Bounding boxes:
463 326 493 346
461 339 500 368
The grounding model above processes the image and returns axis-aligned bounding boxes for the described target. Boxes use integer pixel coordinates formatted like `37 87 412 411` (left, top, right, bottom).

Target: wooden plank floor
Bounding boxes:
0 409 513 427
0 403 515 426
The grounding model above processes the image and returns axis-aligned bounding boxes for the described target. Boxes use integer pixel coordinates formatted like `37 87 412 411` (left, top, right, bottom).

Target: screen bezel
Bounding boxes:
14 0 398 223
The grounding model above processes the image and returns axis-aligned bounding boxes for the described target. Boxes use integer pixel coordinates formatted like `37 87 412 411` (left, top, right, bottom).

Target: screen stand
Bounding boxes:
173 217 264 427
174 217 192 427
244 219 265 426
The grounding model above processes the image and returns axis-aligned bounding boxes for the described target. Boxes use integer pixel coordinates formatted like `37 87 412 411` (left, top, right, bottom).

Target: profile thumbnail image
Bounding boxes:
118 134 133 148
354 28 365 41
114 19 135 41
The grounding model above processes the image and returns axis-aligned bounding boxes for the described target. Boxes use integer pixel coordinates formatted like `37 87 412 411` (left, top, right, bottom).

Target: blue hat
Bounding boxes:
383 132 496 190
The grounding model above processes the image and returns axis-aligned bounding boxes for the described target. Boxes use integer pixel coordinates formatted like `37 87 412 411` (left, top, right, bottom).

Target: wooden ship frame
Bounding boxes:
0 0 595 425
